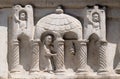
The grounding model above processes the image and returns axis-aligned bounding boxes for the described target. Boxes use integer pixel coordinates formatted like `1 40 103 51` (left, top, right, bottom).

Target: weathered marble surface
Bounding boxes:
0 0 119 79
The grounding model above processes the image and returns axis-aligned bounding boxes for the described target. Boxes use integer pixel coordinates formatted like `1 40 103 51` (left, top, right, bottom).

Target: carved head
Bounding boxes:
44 35 53 45
19 11 27 20
92 12 100 22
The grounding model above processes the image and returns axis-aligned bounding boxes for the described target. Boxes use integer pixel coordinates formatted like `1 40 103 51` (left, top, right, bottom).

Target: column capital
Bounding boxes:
32 39 40 43
53 38 64 46
12 40 19 45
78 39 88 45
96 40 108 47
56 38 64 42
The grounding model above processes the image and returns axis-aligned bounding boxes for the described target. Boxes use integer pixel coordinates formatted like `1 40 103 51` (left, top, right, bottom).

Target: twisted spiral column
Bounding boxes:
10 40 20 72
30 40 40 72
98 41 108 73
54 38 65 72
77 40 88 73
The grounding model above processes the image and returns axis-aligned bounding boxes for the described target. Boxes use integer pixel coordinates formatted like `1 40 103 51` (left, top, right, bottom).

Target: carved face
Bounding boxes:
20 12 26 20
44 35 53 45
92 13 100 22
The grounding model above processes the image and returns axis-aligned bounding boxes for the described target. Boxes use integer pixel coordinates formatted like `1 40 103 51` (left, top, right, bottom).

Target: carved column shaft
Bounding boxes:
77 40 88 72
30 40 40 72
98 41 108 72
54 38 65 72
11 40 20 72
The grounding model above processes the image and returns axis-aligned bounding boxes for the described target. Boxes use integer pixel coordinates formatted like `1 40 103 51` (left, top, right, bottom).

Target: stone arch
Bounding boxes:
17 33 30 41
70 27 82 41
63 31 78 40
33 7 83 72
88 33 100 41
63 31 78 70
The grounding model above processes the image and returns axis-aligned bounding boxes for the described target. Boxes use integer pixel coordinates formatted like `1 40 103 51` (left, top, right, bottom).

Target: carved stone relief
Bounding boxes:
83 6 110 74
5 4 120 79
9 5 34 74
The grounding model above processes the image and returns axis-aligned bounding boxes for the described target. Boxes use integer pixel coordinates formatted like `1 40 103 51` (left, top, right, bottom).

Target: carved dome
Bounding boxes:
36 8 82 33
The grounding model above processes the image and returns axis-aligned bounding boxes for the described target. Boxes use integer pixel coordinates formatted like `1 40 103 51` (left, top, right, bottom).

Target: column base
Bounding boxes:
10 65 25 73
10 69 21 73
76 69 89 75
77 68 88 72
55 69 65 72
115 67 120 74
30 68 40 73
98 69 109 75
98 68 108 72
55 68 66 75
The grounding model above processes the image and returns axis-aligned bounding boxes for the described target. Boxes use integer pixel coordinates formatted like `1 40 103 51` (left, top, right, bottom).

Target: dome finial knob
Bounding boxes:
56 6 64 14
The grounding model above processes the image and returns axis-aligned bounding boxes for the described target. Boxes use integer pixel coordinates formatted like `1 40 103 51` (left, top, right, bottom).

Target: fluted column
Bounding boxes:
97 41 108 73
10 40 20 72
54 38 65 72
76 40 88 73
30 40 40 72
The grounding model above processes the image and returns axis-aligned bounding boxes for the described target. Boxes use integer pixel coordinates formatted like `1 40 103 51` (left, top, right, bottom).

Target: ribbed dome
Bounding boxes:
36 8 82 33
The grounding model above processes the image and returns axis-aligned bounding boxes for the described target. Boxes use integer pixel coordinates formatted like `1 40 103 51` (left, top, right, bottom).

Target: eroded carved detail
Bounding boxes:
10 5 34 73
7 4 119 79
84 5 109 74
43 35 56 73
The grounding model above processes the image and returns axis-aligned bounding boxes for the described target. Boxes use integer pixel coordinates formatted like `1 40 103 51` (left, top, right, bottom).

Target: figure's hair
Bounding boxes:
92 12 99 16
92 12 100 22
19 10 27 20
41 34 55 43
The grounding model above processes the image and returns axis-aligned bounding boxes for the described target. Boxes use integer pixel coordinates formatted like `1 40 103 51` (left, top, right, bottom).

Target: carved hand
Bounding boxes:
70 48 75 55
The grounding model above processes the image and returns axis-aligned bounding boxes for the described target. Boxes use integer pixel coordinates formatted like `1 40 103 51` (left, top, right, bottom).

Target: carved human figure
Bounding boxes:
84 6 106 40
15 11 27 30
43 35 56 73
92 12 100 28
87 12 101 37
10 11 28 73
